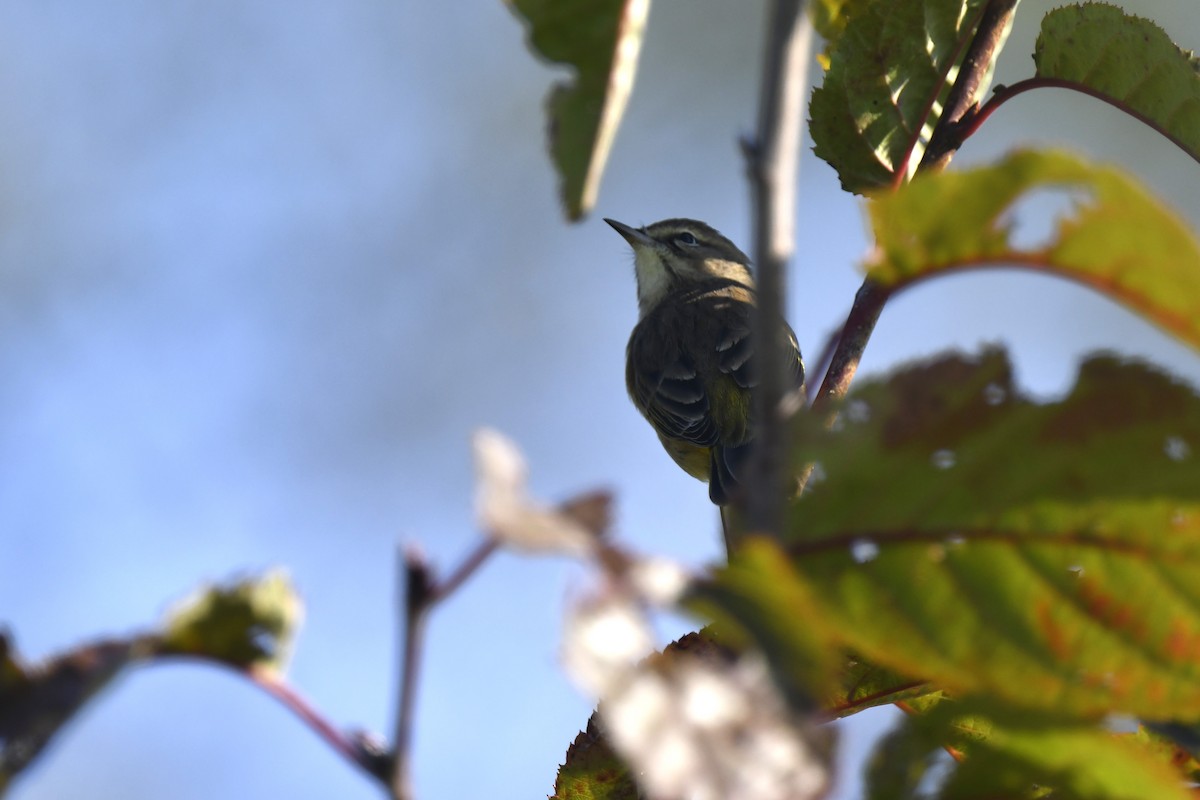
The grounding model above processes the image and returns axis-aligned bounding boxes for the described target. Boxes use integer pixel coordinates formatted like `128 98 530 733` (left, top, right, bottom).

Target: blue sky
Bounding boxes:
2 2 1198 798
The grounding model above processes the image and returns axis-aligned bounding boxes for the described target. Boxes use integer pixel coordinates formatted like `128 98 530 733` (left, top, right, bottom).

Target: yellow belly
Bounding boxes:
657 433 711 483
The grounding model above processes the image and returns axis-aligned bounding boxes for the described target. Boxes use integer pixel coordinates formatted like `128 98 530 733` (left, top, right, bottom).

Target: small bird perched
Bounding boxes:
606 217 805 507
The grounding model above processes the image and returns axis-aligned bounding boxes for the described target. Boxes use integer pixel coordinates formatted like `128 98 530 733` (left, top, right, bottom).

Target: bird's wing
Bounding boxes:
715 316 806 394
627 334 720 447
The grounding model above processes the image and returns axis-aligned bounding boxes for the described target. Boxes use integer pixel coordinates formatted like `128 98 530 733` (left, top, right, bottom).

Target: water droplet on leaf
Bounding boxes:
850 538 879 563
1165 436 1191 461
931 449 956 469
983 383 1006 405
847 400 871 423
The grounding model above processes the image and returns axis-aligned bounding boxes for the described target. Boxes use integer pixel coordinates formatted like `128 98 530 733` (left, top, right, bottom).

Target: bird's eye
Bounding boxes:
677 232 699 246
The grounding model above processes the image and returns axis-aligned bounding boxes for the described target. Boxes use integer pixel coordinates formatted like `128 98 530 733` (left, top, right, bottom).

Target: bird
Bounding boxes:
606 217 805 507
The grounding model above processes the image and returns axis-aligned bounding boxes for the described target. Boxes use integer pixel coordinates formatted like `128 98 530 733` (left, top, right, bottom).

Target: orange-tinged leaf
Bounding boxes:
865 150 1200 352
708 349 1200 721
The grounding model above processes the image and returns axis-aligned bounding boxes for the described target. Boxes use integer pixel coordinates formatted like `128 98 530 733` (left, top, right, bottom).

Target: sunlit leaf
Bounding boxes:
708 349 1200 721
834 657 937 718
1035 3 1200 164
865 150 1200 353
942 712 1192 800
1126 725 1200 785
159 570 302 676
506 0 648 220
809 0 850 50
810 0 998 193
865 702 1194 799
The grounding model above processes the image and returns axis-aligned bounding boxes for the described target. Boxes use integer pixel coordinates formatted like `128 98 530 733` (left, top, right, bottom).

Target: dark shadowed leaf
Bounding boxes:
506 0 648 220
0 633 150 793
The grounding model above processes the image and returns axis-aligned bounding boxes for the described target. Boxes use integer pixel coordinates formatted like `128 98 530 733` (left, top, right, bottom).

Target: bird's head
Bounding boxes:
605 218 753 317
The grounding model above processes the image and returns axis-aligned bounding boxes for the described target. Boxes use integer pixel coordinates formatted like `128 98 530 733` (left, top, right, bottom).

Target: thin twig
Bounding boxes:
389 539 500 799
809 0 1020 418
391 550 434 800
430 539 499 604
250 667 391 780
965 77 1200 166
741 0 813 543
153 651 392 783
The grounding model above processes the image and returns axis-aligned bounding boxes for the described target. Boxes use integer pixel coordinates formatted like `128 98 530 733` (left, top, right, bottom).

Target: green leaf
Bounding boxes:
836 657 940 718
159 570 302 676
506 0 648 220
942 715 1192 800
1034 3 1200 164
866 702 1194 799
551 715 639 800
691 544 841 715
810 0 998 193
865 149 1200 353
711 349 1200 720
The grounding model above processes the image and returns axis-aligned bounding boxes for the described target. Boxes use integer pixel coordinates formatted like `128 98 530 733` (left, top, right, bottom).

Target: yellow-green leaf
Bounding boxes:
159 570 302 676
1035 3 1200 164
865 150 1200 352
944 717 1192 800
507 0 648 220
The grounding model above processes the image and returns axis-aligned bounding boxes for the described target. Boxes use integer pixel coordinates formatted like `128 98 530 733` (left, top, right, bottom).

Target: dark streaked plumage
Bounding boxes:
607 217 805 505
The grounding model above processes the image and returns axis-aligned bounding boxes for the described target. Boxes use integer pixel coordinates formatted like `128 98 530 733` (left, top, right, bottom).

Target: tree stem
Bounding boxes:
742 0 813 544
389 539 498 799
810 0 1021 419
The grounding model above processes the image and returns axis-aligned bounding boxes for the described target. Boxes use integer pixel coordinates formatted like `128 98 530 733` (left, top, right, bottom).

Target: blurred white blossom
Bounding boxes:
562 571 829 800
472 428 598 555
475 428 828 799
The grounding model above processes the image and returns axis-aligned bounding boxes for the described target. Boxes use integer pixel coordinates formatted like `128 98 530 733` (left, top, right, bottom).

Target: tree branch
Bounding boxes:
810 0 1020 417
741 0 813 543
249 668 392 782
390 550 433 800
920 0 1021 172
389 539 499 799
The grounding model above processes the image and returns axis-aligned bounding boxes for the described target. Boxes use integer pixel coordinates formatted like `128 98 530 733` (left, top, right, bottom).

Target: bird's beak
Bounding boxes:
604 218 655 249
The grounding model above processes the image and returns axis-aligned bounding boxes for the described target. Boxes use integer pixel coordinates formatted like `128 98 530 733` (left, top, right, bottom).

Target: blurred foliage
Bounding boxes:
0 633 147 794
159 569 302 675
0 572 300 796
702 347 1200 794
